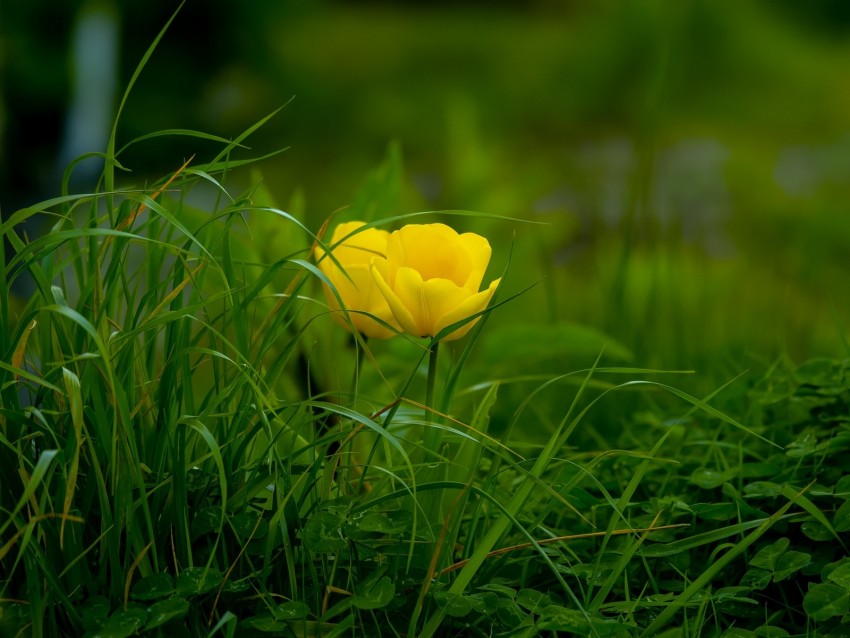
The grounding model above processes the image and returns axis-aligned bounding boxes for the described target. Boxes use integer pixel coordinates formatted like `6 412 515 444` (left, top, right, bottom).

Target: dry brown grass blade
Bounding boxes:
123 539 154 609
209 511 266 626
141 260 206 325
119 155 194 234
0 513 85 562
11 319 37 380
93 157 196 317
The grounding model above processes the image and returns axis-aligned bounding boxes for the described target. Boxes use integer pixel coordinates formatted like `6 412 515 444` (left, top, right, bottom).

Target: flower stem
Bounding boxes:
423 341 440 458
426 341 439 416
352 335 367 398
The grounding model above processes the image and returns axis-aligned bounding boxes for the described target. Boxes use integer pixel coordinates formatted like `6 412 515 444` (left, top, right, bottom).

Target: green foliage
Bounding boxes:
4 136 849 635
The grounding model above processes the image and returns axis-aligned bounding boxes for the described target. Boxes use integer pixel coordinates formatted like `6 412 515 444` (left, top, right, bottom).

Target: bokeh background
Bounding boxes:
3 0 850 386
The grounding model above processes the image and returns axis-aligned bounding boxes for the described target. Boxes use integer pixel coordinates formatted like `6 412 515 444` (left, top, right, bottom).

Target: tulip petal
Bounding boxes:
420 277 472 337
433 277 501 341
388 266 433 337
372 263 420 337
321 264 397 339
330 222 390 265
458 232 492 292
390 224 472 287
315 222 400 339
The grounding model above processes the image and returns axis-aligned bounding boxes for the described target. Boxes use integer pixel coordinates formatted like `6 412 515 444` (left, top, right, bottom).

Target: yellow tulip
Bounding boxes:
314 221 400 339
371 223 500 341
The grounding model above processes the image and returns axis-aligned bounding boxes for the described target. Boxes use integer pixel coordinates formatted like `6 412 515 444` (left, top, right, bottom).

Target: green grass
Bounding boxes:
3 8 850 638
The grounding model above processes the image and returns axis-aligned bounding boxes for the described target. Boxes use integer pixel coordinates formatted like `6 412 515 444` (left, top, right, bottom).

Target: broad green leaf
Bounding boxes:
80 596 111 632
827 561 850 589
469 591 500 614
754 626 790 638
835 475 850 498
823 557 850 582
131 573 174 601
351 510 410 534
750 538 790 571
352 576 395 610
478 583 517 598
91 608 146 638
434 592 473 618
690 468 736 490
739 568 771 590
175 567 222 596
539 604 635 636
244 615 288 633
801 519 833 542
803 582 850 621
231 512 268 539
302 511 347 553
145 597 190 630
773 551 811 582
273 601 310 620
516 589 553 614
795 358 847 388
495 599 527 629
191 507 222 537
786 431 818 458
834 499 850 532
538 604 589 631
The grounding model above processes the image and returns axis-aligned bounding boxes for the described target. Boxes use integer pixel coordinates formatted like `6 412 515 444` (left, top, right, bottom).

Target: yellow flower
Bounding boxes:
314 221 400 339
371 223 500 342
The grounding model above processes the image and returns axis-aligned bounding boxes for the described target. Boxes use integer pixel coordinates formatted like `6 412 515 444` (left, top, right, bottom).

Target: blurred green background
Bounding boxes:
2 0 849 385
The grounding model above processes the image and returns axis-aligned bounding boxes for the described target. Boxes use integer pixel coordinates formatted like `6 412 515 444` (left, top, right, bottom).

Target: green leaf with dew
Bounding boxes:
79 597 111 632
750 538 790 571
803 582 850 621
801 519 833 542
690 468 737 490
834 499 850 532
144 597 190 630
826 561 850 589
352 576 395 610
175 567 222 596
302 511 347 553
434 592 474 618
516 589 554 614
273 601 310 621
773 551 811 582
131 573 174 601
90 608 147 638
